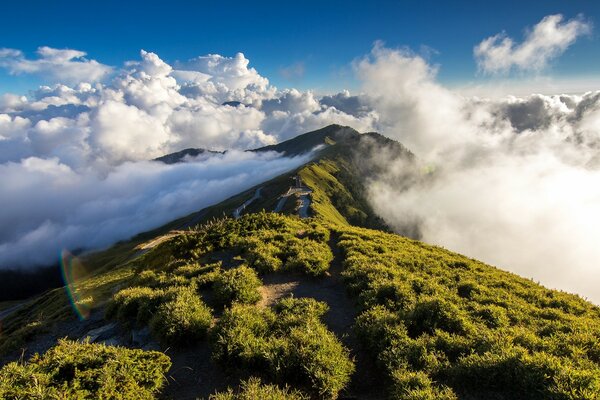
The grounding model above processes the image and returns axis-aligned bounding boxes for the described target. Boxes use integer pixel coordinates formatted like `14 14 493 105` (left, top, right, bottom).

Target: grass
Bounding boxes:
211 298 355 399
209 377 307 399
0 339 171 399
336 224 600 399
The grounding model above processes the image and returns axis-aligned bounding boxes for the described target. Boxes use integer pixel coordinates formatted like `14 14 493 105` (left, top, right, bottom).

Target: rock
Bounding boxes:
82 322 118 343
131 326 151 346
100 337 123 347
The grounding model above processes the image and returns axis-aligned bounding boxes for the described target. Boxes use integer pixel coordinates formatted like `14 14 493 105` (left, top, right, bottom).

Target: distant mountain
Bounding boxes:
153 148 223 164
252 124 361 156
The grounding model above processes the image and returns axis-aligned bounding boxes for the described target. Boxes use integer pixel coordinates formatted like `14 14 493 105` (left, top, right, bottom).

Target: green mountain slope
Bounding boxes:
1 126 599 400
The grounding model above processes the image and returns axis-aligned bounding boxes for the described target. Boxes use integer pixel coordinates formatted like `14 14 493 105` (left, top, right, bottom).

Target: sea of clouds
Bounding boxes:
1 14 599 302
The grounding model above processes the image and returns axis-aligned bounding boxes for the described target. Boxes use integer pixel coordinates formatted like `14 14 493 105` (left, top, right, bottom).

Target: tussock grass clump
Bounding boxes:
106 285 174 325
214 265 262 306
150 285 212 345
0 339 171 399
241 233 333 276
209 377 307 400
212 298 354 399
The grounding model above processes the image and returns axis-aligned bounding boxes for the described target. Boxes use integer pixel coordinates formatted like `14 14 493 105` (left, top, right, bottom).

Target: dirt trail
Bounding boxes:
259 233 385 399
233 187 262 219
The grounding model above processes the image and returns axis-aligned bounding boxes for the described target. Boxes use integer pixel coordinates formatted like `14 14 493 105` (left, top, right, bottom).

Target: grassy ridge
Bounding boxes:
1 125 599 399
335 224 600 399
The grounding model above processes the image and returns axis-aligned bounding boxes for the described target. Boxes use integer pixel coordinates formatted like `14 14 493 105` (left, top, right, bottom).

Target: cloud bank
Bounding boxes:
355 45 600 303
0 150 312 268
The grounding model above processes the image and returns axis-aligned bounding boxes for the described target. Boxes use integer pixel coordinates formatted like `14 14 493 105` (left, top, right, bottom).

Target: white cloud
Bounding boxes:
0 49 378 169
0 47 381 269
474 14 591 74
356 45 600 303
0 46 113 84
0 150 313 268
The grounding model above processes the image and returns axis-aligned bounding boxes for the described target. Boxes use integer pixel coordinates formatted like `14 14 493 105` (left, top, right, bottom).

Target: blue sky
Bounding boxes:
0 0 599 94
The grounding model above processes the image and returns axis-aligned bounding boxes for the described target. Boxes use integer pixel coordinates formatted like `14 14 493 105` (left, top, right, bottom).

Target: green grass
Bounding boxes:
209 377 307 400
336 224 600 399
214 265 262 306
212 298 355 399
0 339 171 399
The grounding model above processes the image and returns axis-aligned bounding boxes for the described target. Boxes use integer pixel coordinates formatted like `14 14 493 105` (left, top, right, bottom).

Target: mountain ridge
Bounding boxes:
1 125 599 400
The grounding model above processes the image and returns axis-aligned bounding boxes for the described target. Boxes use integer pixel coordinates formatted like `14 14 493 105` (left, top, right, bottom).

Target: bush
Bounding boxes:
408 298 470 336
209 377 307 400
150 286 212 345
0 339 171 399
390 369 457 400
214 265 262 306
107 286 172 324
243 239 284 273
212 298 354 398
283 238 333 276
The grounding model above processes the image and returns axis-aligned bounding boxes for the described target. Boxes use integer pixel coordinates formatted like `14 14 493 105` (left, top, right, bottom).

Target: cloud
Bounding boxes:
0 47 381 270
474 14 591 74
0 46 113 84
4 41 599 306
0 150 313 269
279 62 305 81
356 45 600 303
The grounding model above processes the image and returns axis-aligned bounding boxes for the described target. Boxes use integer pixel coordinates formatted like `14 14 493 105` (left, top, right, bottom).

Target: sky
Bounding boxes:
0 0 599 95
1 1 600 303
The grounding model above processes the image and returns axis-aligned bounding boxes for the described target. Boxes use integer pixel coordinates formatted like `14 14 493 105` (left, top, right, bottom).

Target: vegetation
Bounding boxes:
337 225 600 399
209 377 307 400
2 126 600 399
0 339 170 399
214 265 262 306
212 298 355 399
150 285 213 345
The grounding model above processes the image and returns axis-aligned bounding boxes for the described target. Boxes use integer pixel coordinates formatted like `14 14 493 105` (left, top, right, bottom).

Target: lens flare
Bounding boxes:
60 249 91 320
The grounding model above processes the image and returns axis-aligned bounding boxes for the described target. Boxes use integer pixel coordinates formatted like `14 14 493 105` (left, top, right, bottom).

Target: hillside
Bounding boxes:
0 126 599 399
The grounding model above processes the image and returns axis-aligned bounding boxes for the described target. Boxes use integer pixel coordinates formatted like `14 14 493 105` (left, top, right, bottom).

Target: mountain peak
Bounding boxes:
253 124 361 156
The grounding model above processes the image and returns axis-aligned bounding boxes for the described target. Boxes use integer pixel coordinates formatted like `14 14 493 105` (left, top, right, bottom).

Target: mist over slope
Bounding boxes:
1 38 599 301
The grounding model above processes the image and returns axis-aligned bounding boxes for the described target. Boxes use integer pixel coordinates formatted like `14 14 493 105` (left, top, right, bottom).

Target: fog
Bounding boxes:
356 44 600 304
0 150 312 268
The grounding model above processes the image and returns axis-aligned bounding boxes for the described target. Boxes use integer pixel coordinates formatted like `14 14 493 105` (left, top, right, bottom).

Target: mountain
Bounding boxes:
1 125 599 400
154 148 223 164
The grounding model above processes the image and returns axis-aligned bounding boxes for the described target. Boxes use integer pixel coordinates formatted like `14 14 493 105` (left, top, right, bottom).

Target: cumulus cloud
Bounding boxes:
0 46 113 84
356 45 600 303
0 150 313 269
0 49 377 169
0 47 380 270
474 14 591 74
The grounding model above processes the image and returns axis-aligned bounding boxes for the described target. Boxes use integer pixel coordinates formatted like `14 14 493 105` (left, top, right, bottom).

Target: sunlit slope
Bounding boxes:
1 125 599 399
2 213 599 399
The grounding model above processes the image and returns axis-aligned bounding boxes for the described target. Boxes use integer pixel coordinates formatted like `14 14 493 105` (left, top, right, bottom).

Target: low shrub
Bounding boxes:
282 238 333 276
209 377 307 400
212 298 354 398
0 339 171 399
150 286 212 345
106 286 173 324
214 265 262 306
408 297 470 337
390 369 457 400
